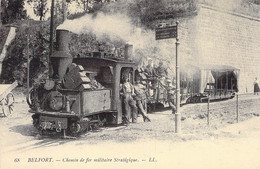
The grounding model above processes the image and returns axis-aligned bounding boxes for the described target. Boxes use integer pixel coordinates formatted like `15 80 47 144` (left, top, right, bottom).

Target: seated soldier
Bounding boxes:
151 61 169 99
154 61 168 87
154 61 168 79
144 59 154 78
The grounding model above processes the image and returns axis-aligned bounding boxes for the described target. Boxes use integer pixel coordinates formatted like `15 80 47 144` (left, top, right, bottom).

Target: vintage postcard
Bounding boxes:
0 0 260 169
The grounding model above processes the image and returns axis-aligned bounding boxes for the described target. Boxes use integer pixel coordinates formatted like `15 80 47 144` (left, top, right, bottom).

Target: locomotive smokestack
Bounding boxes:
124 44 133 61
56 29 70 51
51 29 73 81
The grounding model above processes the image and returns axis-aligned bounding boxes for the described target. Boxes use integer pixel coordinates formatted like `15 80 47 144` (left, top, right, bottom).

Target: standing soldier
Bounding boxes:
134 79 151 122
122 75 138 124
144 58 157 98
254 77 259 95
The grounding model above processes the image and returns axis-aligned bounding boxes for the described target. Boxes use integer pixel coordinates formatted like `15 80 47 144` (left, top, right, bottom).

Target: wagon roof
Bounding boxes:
184 64 240 71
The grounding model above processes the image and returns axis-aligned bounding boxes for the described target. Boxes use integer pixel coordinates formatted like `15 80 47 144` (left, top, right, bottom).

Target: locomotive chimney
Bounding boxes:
51 29 73 81
124 44 133 61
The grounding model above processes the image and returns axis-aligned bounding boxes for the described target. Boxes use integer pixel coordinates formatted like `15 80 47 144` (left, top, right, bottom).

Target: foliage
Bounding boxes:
69 32 124 58
0 17 120 85
1 0 27 24
99 0 198 28
1 20 49 85
27 0 49 21
68 10 89 19
73 0 90 11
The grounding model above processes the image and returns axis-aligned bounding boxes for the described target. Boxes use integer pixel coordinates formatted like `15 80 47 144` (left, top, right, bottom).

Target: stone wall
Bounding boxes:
178 4 260 93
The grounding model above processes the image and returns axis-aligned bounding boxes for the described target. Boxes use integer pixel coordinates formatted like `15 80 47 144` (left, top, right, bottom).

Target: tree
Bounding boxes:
62 0 67 21
8 0 27 21
73 0 90 11
81 0 89 10
0 0 27 24
27 0 48 20
0 0 2 26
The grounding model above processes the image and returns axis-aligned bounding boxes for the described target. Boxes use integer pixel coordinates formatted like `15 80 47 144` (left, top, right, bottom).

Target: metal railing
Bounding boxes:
198 92 260 126
177 92 260 134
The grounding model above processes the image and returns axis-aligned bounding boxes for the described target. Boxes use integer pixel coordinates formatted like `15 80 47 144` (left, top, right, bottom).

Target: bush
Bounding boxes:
1 20 50 85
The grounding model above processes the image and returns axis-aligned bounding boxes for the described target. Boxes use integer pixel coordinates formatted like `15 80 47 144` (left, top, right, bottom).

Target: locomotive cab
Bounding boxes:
73 57 136 125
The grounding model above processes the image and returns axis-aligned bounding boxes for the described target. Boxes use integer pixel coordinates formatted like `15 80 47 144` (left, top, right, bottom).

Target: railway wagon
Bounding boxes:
136 63 239 111
27 29 137 136
180 64 239 103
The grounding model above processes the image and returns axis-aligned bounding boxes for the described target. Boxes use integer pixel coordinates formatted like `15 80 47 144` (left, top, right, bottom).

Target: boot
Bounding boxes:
143 116 151 122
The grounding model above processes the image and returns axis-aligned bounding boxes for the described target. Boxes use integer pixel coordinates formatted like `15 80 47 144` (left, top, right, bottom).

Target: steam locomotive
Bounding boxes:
27 29 144 136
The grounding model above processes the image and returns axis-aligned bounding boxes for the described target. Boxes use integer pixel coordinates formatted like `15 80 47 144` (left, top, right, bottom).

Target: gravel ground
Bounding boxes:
1 91 260 145
1 91 260 169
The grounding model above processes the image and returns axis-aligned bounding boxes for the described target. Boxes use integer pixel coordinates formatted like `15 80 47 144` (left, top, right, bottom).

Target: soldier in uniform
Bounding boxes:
134 79 151 122
121 75 138 123
254 77 260 95
154 61 168 79
144 59 157 98
154 61 169 87
152 61 168 99
144 59 154 78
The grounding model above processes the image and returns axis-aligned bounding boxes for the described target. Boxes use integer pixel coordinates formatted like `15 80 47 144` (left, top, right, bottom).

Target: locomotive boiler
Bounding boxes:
27 29 136 136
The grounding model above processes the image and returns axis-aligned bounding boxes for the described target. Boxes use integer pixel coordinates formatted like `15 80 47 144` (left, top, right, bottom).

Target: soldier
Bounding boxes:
144 59 154 78
150 61 168 99
122 75 138 124
134 79 151 122
154 61 169 89
144 59 157 98
254 77 259 95
154 61 168 79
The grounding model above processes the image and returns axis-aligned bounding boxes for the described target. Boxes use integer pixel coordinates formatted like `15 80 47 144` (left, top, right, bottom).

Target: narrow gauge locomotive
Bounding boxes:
27 29 140 136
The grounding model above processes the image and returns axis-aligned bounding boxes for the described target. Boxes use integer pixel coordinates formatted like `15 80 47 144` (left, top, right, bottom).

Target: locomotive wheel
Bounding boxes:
26 87 37 108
